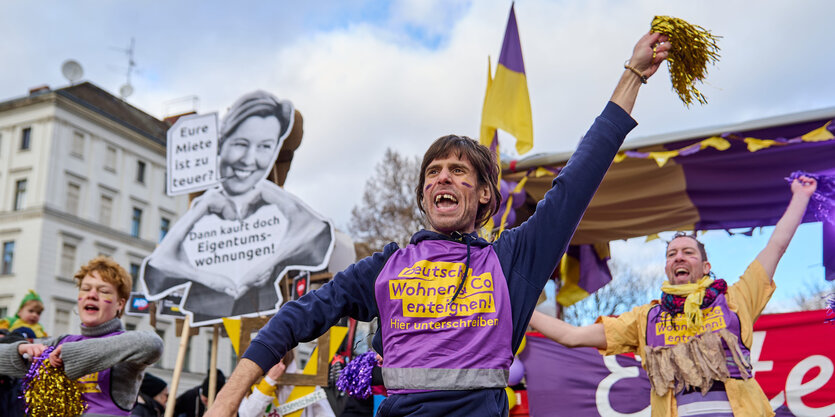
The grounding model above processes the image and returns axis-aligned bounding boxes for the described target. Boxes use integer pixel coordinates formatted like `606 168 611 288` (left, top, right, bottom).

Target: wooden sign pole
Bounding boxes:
164 316 192 417
208 324 220 407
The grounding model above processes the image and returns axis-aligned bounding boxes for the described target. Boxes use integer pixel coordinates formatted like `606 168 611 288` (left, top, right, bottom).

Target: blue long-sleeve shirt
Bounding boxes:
244 101 636 414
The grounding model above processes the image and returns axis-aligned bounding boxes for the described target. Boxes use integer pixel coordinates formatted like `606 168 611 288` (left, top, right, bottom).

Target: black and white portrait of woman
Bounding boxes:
141 91 334 325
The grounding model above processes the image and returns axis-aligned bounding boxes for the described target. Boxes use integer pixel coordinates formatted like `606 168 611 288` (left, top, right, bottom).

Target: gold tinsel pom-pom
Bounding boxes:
22 358 86 417
651 16 721 106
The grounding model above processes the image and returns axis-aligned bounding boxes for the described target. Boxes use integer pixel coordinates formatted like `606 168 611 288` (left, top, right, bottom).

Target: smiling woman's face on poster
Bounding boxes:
219 115 280 195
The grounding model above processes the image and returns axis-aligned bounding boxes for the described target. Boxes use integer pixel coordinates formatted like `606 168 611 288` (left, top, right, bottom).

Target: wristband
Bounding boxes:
623 61 648 84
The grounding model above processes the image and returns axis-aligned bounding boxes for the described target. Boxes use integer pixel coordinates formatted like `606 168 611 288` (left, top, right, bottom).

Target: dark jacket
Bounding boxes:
130 393 165 417
244 102 637 416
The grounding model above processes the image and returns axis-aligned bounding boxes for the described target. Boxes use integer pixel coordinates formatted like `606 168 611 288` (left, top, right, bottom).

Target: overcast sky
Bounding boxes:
3 0 833 306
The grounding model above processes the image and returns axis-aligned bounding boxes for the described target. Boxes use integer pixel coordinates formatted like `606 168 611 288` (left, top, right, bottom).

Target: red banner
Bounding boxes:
520 309 835 416
752 309 835 416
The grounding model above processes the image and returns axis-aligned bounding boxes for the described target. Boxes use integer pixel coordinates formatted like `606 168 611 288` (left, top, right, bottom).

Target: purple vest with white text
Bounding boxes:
60 331 129 416
375 239 513 393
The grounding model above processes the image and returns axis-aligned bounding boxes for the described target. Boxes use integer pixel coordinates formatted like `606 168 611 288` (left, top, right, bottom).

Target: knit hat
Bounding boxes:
140 372 168 397
17 290 43 314
200 369 225 395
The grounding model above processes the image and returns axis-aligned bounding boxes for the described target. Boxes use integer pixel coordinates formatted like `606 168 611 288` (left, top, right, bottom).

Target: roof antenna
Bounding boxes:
112 37 136 99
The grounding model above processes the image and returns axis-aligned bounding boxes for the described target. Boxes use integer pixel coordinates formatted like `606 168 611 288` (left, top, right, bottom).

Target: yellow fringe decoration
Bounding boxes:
651 16 721 106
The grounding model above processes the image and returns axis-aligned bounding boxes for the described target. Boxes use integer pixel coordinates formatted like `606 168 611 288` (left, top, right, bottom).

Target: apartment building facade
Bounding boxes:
0 82 236 390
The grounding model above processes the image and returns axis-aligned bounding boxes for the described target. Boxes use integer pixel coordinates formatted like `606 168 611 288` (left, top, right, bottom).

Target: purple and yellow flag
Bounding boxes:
555 243 613 307
480 4 533 157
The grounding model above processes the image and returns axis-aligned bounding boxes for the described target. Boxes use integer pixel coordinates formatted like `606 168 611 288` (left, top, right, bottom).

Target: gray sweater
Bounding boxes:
0 318 163 416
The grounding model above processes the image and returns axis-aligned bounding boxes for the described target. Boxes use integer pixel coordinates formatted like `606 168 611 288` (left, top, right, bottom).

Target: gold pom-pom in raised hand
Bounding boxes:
651 16 721 106
23 361 86 417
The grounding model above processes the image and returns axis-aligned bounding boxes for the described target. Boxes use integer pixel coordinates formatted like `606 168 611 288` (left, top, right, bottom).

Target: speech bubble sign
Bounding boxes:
182 204 288 286
167 113 219 196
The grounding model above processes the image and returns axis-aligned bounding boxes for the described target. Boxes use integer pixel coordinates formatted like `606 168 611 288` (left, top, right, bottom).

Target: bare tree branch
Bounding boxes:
349 148 426 258
562 260 659 326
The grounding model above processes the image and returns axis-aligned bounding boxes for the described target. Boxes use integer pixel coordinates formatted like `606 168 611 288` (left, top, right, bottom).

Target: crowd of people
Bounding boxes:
0 23 824 417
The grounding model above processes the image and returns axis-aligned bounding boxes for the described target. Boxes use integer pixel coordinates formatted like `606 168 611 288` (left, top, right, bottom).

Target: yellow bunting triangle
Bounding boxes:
535 167 556 178
700 136 730 151
802 122 834 142
648 151 679 167
222 318 242 356
744 138 777 152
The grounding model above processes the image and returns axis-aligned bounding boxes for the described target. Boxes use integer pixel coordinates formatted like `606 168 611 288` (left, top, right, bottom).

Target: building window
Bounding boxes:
160 217 170 242
105 146 117 172
66 183 80 215
61 242 77 278
71 131 84 158
54 307 70 335
20 127 31 150
13 179 27 211
100 195 113 226
0 306 7 319
131 207 142 238
136 160 146 184
2 241 14 275
130 263 140 291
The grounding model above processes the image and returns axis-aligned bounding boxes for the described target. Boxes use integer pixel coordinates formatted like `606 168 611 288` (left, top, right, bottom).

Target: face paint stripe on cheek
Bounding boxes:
424 183 432 191
461 182 473 188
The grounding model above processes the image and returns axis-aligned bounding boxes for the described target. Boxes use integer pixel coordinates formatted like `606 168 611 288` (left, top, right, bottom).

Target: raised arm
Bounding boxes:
207 245 393 417
755 175 817 279
611 32 670 114
209 358 264 417
528 310 607 349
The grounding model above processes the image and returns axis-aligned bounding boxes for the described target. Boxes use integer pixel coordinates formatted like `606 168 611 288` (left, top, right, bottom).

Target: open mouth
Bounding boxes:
674 267 690 279
83 304 100 313
434 193 459 209
232 168 254 179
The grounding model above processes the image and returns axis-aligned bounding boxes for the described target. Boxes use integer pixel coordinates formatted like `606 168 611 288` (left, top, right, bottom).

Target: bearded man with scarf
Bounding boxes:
529 175 818 417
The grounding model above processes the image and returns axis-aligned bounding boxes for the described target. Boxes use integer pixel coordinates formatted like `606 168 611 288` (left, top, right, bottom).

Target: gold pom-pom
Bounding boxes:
651 16 721 106
22 360 86 416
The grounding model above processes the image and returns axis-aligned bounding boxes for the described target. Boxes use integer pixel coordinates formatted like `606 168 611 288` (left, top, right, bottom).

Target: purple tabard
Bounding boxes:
60 332 130 416
646 293 751 380
375 239 513 394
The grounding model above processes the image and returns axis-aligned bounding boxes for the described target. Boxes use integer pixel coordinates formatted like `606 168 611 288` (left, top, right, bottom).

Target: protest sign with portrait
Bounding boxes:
141 91 334 326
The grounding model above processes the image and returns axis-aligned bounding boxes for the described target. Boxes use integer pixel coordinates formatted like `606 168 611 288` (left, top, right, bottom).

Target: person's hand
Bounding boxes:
375 354 383 367
200 271 241 298
200 188 238 221
791 175 817 198
48 345 63 368
235 267 275 298
17 343 46 360
627 32 671 79
266 361 286 381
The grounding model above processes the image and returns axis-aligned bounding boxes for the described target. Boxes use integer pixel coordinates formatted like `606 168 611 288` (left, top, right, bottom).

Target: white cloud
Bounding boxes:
4 0 834 245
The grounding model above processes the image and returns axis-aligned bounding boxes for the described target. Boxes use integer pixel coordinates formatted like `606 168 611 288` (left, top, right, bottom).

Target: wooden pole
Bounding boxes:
207 324 220 408
164 316 192 417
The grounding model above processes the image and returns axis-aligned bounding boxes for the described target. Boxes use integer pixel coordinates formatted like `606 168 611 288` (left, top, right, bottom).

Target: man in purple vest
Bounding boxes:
207 31 670 417
529 176 818 417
